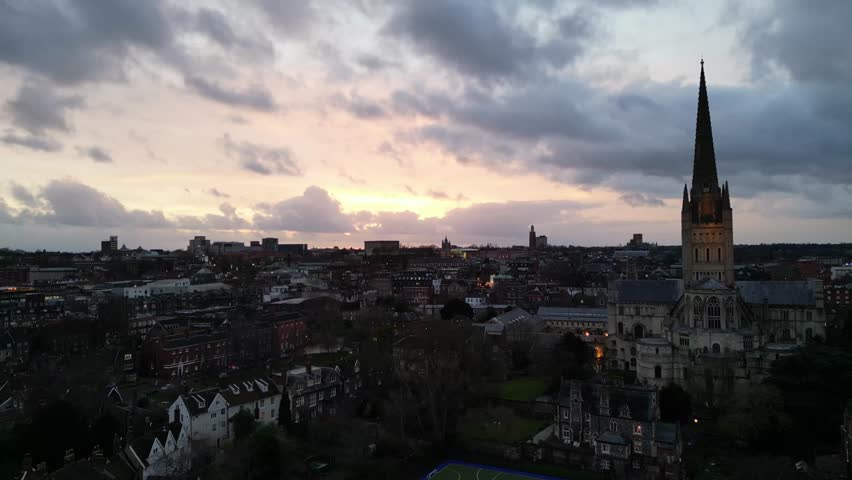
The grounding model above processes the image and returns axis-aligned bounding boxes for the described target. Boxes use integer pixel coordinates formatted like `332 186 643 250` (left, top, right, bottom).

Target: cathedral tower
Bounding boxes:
682 61 735 287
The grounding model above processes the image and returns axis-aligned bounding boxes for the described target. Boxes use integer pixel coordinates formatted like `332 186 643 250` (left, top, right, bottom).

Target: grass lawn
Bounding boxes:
446 454 607 480
497 377 550 402
459 412 548 444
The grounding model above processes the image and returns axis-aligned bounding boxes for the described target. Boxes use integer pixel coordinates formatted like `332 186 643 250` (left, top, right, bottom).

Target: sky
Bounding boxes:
1 0 851 251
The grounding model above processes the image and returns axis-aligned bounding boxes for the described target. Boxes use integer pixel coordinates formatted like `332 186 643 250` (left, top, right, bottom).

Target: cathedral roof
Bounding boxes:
737 281 818 306
691 278 730 291
611 279 682 304
692 60 719 193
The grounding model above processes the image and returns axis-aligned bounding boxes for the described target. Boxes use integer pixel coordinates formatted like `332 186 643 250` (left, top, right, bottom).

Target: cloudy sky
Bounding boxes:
1 0 850 251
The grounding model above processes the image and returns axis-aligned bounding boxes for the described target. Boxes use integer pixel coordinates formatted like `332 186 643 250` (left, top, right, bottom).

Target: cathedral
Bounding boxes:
606 62 826 390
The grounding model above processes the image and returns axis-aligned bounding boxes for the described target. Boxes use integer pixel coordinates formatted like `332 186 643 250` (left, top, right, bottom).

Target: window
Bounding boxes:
693 298 703 327
707 297 721 329
633 324 644 339
806 328 813 341
706 248 710 262
654 365 662 378
725 298 735 326
211 412 216 419
562 427 572 443
782 328 791 340
679 337 690 347
618 306 624 316
633 439 643 454
633 424 642 435
634 306 640 316
781 310 790 321
220 408 225 415
610 419 617 432
260 399 265 406
329 388 336 398
630 358 636 366
806 311 813 322
694 248 698 262
712 343 721 354
717 247 722 261
617 322 624 335
601 444 610 454
743 336 753 351
562 408 569 419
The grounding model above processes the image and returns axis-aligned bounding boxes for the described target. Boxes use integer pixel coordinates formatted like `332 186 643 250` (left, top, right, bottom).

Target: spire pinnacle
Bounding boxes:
692 60 719 193
682 184 689 211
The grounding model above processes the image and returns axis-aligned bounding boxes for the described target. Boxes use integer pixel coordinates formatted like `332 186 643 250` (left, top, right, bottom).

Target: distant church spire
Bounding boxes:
681 184 689 211
692 59 719 193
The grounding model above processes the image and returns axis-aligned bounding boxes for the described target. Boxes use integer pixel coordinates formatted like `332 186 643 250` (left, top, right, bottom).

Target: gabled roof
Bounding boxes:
492 307 535 327
611 279 683 304
181 389 219 415
692 278 730 291
737 281 817 306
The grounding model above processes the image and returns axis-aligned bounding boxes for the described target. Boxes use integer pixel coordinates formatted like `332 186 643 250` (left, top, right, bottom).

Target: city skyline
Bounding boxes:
2 1 851 251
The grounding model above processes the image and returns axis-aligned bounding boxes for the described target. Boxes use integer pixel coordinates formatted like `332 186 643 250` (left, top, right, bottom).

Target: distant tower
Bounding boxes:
529 225 536 250
441 236 451 254
682 61 735 287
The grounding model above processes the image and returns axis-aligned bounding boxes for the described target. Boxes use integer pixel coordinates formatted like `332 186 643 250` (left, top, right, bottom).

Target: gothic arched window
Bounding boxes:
654 365 662 378
693 297 703 328
717 247 722 261
707 297 721 329
694 248 698 262
633 324 644 339
706 248 710 262
617 322 624 335
712 343 721 353
725 298 735 327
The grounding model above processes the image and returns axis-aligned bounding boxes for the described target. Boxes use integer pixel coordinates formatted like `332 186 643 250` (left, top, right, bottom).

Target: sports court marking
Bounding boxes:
425 460 565 480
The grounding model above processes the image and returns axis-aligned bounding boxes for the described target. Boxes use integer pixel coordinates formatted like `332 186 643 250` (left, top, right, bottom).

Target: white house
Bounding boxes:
126 423 191 479
168 378 282 448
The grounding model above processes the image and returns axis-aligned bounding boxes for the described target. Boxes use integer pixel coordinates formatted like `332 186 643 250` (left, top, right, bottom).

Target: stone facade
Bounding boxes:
605 63 826 390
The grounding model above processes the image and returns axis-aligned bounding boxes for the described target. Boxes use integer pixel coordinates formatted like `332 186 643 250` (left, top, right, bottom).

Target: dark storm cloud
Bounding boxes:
0 179 256 231
187 7 275 60
9 182 37 207
384 0 592 81
395 70 852 197
5 80 84 134
0 131 62 152
619 192 665 207
175 202 249 230
221 134 301 176
253 186 354 233
331 93 386 119
207 188 230 198
0 0 177 84
34 179 171 228
254 0 316 36
744 1 852 85
76 146 113 163
185 76 279 112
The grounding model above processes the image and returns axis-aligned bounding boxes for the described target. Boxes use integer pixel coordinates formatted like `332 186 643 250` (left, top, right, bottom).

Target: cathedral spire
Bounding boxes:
682 184 689 211
692 59 719 193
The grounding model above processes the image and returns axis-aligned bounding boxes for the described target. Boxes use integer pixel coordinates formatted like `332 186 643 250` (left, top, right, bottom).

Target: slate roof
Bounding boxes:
220 379 280 405
182 389 219 415
692 278 730 291
737 281 817 306
536 307 607 323
597 431 630 445
558 381 656 422
611 280 683 304
492 307 538 327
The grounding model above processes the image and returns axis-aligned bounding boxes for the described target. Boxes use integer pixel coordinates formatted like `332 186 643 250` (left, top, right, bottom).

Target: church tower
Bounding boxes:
682 61 735 287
